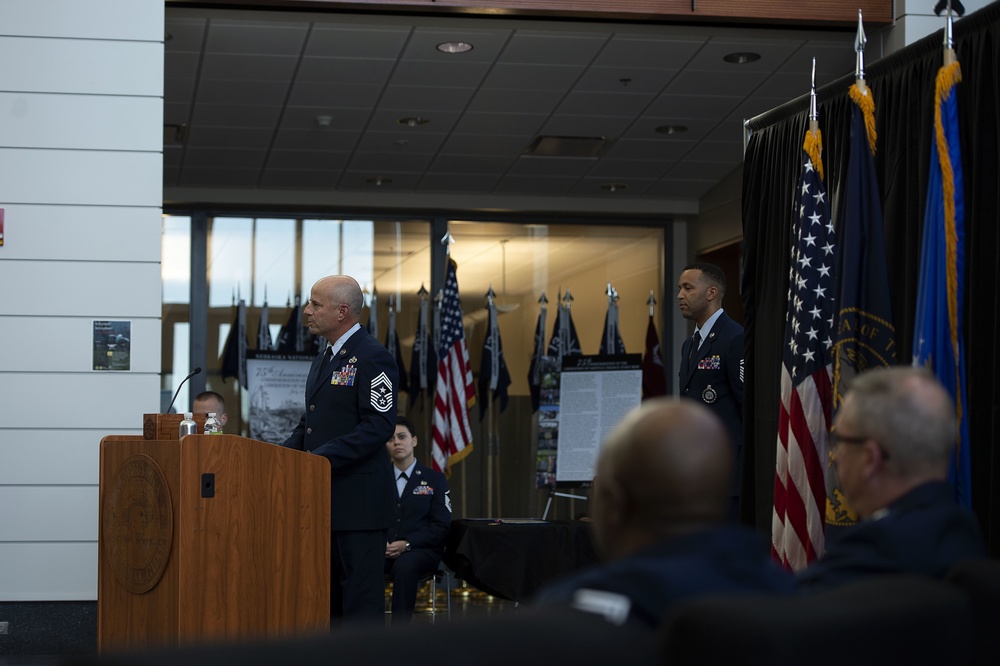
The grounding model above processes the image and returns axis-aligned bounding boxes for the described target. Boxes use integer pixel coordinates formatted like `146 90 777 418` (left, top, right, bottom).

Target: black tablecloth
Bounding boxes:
443 519 599 602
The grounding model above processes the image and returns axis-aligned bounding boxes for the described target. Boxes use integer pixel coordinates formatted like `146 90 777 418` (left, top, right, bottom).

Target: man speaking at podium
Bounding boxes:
282 275 398 624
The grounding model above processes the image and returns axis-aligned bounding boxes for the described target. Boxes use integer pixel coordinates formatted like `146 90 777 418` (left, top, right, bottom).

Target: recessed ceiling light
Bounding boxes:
723 52 762 64
655 125 688 135
367 177 393 186
601 183 628 192
397 117 430 127
437 41 473 54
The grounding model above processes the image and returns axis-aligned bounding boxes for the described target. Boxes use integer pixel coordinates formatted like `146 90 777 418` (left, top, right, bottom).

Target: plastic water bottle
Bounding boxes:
204 413 222 435
179 412 197 437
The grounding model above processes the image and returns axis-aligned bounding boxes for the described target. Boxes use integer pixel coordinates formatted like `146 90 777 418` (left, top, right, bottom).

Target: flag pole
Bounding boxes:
485 285 496 517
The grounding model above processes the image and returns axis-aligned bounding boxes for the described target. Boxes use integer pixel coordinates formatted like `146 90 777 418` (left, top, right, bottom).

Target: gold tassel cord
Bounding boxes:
849 83 877 155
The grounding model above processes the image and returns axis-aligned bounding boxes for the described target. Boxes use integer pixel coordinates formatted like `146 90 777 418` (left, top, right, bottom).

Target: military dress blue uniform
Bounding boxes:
385 461 451 622
283 325 398 621
796 481 987 590
679 311 744 517
532 526 794 628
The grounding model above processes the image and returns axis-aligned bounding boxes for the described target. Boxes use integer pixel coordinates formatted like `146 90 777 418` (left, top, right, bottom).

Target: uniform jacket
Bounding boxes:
679 310 744 448
283 327 398 532
388 461 451 555
796 481 987 590
532 526 794 628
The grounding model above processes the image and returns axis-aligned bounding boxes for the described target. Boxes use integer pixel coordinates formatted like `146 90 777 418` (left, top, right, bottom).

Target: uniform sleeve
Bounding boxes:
726 328 744 415
281 414 306 450
310 344 398 468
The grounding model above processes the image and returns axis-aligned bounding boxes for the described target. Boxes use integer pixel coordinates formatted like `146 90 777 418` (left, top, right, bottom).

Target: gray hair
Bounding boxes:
844 366 956 478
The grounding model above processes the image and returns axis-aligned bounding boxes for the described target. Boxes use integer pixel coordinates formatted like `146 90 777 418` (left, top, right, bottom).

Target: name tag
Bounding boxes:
331 364 357 386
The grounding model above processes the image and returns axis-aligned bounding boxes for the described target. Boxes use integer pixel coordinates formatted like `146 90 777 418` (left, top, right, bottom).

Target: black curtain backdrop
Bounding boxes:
741 4 1000 554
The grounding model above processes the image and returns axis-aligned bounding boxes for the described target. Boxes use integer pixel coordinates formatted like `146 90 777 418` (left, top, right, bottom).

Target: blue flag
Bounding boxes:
829 85 898 531
912 60 971 508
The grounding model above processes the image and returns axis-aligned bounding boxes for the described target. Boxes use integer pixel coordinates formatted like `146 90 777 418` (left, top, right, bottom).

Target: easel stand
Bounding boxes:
542 486 588 520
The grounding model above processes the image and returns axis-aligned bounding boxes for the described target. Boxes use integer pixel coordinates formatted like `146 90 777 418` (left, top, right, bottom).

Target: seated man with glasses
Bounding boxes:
797 367 986 590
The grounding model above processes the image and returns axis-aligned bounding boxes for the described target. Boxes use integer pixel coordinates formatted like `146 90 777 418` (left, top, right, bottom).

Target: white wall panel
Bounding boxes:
0 261 161 317
0 150 161 207
0 487 98 541
0 0 162 42
0 543 98 601
0 374 160 430
0 93 163 152
0 38 162 97
0 317 161 373
0 205 161 262
0 431 118 485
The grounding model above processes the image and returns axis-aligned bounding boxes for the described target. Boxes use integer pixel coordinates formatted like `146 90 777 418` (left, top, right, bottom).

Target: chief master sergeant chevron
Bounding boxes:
282 275 398 623
677 262 744 522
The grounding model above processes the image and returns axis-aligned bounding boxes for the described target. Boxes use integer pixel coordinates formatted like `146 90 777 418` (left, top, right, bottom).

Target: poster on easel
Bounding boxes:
246 352 314 444
555 354 642 483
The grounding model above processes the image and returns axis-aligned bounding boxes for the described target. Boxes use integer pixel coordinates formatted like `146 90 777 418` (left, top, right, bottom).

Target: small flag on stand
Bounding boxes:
547 289 582 368
409 285 437 407
642 291 667 399
276 295 305 353
600 283 626 355
257 289 273 351
221 297 248 389
386 294 409 395
527 292 549 412
479 287 512 419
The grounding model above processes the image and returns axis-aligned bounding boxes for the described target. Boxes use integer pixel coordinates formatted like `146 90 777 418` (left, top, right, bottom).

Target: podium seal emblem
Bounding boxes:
701 385 718 404
102 454 173 594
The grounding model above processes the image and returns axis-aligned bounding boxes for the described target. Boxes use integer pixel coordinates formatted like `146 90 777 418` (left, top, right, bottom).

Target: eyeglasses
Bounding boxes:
830 431 891 461
830 432 869 447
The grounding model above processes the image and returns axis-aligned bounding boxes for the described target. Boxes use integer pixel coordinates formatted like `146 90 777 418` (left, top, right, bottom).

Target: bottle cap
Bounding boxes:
208 413 216 417
184 412 193 418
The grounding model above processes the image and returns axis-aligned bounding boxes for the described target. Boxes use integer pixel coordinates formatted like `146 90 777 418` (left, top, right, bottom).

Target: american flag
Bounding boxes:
772 129 837 572
432 259 476 473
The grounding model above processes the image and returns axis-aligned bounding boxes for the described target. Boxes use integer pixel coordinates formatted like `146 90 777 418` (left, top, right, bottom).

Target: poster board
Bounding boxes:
554 354 642 483
246 352 314 444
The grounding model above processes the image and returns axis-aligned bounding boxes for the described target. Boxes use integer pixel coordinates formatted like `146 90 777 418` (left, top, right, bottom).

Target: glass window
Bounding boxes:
253 218 296 307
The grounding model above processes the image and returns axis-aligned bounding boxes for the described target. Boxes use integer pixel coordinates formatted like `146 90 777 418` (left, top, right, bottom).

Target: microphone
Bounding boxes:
167 367 202 414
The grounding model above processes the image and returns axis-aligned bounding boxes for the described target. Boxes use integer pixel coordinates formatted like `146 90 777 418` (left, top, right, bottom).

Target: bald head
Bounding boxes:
591 398 732 561
304 275 364 341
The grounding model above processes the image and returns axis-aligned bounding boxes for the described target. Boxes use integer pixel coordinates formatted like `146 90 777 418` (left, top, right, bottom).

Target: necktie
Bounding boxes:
397 471 408 498
688 331 701 367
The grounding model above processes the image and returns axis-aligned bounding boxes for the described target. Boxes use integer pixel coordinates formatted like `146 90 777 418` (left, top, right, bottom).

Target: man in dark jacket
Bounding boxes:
677 262 743 520
384 416 451 624
797 367 986 589
283 275 398 623
532 398 792 628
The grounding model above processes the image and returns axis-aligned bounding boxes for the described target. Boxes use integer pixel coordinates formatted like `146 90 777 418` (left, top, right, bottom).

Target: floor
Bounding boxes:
0 581 515 666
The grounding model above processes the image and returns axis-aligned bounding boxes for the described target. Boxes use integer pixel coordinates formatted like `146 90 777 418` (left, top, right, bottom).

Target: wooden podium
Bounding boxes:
98 430 331 651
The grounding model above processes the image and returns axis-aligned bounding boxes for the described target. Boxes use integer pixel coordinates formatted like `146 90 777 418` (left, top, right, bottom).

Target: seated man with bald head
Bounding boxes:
532 398 793 628
797 367 986 590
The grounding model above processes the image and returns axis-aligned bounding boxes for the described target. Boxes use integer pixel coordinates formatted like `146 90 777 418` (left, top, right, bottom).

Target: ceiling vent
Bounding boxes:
522 135 611 158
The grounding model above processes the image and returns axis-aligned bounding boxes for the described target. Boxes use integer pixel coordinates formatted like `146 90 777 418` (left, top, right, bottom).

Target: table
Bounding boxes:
443 519 599 602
